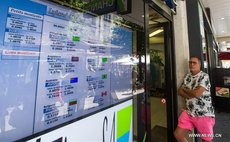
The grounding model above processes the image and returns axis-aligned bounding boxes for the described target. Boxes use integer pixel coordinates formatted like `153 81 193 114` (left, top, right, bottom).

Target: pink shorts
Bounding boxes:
178 110 215 141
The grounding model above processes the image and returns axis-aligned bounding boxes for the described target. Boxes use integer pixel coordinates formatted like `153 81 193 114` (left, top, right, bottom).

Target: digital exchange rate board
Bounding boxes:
0 0 133 141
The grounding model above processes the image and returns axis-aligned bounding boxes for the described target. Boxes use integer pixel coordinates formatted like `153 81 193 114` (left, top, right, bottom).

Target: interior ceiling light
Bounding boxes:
149 29 163 37
221 17 225 20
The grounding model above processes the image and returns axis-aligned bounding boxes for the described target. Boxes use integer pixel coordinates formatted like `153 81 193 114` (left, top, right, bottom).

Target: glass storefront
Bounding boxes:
0 0 146 141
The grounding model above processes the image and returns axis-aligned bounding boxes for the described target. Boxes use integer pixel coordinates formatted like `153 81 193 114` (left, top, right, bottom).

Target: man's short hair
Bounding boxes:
190 56 201 64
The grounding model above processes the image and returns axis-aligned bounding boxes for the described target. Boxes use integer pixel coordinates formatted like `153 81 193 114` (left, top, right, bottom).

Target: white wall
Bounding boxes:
173 0 194 142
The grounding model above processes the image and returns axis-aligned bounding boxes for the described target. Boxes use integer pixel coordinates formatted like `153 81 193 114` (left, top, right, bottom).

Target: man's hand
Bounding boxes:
178 86 193 99
182 86 206 98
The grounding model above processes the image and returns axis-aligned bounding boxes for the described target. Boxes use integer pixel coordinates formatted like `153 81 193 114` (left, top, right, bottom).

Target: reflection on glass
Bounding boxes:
198 3 209 71
150 49 165 90
149 6 168 142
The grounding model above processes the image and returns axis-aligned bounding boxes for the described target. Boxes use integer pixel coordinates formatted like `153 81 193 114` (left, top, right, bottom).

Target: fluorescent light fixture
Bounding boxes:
221 17 225 20
149 29 163 37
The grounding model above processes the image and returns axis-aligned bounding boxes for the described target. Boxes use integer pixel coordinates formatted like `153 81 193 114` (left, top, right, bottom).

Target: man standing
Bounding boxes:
174 56 215 142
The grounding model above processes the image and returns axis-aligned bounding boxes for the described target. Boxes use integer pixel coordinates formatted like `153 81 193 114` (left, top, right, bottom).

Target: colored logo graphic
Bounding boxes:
117 105 132 142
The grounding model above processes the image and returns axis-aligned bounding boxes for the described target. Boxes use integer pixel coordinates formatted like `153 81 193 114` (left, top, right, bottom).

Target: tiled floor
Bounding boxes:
213 111 230 142
151 125 167 142
150 97 167 142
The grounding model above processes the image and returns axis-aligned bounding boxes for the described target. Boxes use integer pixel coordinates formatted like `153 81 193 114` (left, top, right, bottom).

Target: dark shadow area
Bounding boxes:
213 111 230 142
151 125 167 142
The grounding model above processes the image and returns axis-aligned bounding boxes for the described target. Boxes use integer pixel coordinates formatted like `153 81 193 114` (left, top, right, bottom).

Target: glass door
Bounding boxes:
148 6 174 142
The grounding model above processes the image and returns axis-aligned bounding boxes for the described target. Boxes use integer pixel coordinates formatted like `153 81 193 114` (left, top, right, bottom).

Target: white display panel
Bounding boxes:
0 0 133 141
27 100 133 142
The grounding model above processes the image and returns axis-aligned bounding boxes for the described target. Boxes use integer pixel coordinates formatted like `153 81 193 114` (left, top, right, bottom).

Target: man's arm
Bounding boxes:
178 86 193 99
182 86 206 98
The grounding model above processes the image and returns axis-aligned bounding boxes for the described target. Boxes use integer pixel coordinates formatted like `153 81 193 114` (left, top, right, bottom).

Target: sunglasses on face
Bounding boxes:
189 61 198 65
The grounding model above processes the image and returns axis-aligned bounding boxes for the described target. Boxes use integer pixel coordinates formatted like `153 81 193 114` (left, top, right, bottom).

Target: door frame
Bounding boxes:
143 1 177 141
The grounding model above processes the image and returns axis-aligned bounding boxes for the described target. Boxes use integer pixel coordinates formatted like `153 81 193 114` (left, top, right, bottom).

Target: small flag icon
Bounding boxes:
72 36 80 41
102 58 107 62
70 77 78 83
102 74 107 79
69 100 77 106
71 56 79 62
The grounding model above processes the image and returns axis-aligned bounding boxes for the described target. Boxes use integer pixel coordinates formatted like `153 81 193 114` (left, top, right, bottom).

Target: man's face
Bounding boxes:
189 57 201 74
